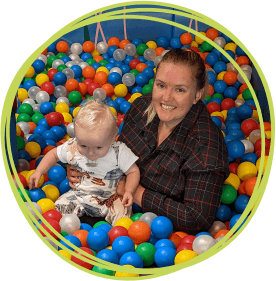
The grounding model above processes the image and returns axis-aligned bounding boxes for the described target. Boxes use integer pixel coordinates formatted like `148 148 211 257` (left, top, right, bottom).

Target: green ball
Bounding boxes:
142 84 153 95
130 69 140 77
60 230 68 237
201 41 214 52
57 65 68 72
68 91 82 105
93 221 110 228
242 88 257 100
50 102 56 110
80 76 85 82
56 53 67 59
92 266 115 276
17 136 25 150
199 47 205 53
19 103 34 116
205 95 212 103
32 113 44 124
47 55 56 67
148 78 155 87
86 59 96 66
17 113 32 123
135 243 156 267
220 184 237 204
99 60 108 66
212 93 224 100
136 43 148 56
18 188 31 202
131 213 143 222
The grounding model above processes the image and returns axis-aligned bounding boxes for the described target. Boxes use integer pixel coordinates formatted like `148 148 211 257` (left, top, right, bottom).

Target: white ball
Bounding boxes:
192 235 216 255
69 53 80 61
241 64 252 75
240 139 255 153
46 52 55 58
144 48 156 61
37 54 48 64
124 43 137 56
54 85 68 98
122 73 136 86
113 49 126 61
36 91 50 104
154 56 162 67
214 37 226 48
65 61 77 68
62 68 75 80
110 67 122 76
28 86 40 100
93 88 106 102
97 41 108 54
237 71 251 84
78 62 90 70
56 97 70 106
22 98 36 106
17 121 30 135
25 202 42 221
59 214 80 235
70 43 83 55
32 103 41 112
161 50 170 57
67 123 75 137
235 99 245 108
227 63 238 74
52 59 64 69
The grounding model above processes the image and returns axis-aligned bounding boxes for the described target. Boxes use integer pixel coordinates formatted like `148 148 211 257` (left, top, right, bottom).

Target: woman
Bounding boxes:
67 48 229 235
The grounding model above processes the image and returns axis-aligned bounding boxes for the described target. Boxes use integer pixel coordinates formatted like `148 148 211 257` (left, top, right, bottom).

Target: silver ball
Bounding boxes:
62 68 75 80
192 235 216 255
139 212 158 227
124 43 137 56
37 54 48 64
122 73 136 86
227 63 238 74
78 62 90 70
249 129 262 144
28 86 40 100
214 37 226 48
237 71 251 84
54 85 68 98
59 214 80 235
36 91 50 104
235 99 245 108
144 48 156 61
113 49 126 61
25 202 42 221
154 56 162 67
69 53 80 61
240 139 254 153
22 98 36 106
93 88 106 102
70 43 83 55
97 41 108 54
17 121 30 135
110 67 122 76
52 59 64 69
67 123 75 137
56 97 70 106
208 221 227 237
65 61 76 68
32 104 41 112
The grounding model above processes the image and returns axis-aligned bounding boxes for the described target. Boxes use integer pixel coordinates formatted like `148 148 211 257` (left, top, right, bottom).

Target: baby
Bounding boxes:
29 100 140 225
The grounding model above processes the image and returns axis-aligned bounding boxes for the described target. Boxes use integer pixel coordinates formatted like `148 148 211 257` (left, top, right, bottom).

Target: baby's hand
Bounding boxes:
121 191 133 207
29 171 42 190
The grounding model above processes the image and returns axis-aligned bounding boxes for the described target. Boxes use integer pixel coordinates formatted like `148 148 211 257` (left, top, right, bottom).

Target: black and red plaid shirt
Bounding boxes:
118 94 229 235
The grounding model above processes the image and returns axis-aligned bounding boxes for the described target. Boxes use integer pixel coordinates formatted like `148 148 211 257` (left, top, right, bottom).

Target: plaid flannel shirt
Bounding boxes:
118 94 229 235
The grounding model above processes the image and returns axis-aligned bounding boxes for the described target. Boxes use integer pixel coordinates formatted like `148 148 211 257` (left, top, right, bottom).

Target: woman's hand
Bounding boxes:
116 176 126 196
67 164 89 189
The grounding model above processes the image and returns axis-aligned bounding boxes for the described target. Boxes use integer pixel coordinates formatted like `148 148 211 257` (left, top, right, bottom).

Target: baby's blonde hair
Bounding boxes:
74 100 118 139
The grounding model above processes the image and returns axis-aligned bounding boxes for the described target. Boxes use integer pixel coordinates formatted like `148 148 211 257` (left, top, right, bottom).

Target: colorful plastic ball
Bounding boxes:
237 161 258 181
29 188 46 202
206 53 219 66
24 142 41 158
240 152 258 165
96 249 119 265
229 214 246 231
114 217 133 230
80 223 93 232
235 195 250 214
40 102 54 115
213 80 227 94
120 101 131 114
46 112 62 127
135 243 156 267
68 91 82 105
237 104 253 120
157 36 170 48
92 266 115 276
18 150 31 162
221 50 235 63
108 72 122 85
213 61 227 74
48 165 66 184
139 212 158 228
154 246 176 267
87 228 109 251
220 184 237 204
42 184 60 202
108 226 129 245
206 102 221 114
71 247 95 270
195 232 213 238
155 239 176 250
135 73 149 87
128 221 151 245
39 218 61 240
18 188 31 202
96 223 112 234
43 209 62 223
223 71 237 85
42 130 58 142
59 214 81 235
174 250 197 264
227 140 245 159
216 204 232 222
120 251 144 268
37 198 55 214
207 71 217 85
192 235 216 255
151 216 173 239
59 235 82 251
211 116 222 128
112 236 135 258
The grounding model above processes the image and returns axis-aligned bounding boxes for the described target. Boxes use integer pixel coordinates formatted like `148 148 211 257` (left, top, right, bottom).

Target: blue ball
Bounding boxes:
81 53 93 61
145 61 155 68
41 181 58 188
71 65 82 78
211 116 222 128
18 150 31 161
80 223 93 232
228 107 238 115
97 249 119 264
59 235 81 251
206 52 219 66
136 73 149 87
157 36 170 48
224 134 237 145
33 125 48 136
221 33 232 43
107 100 120 112
227 122 241 131
229 214 247 231
59 123 67 135
235 195 250 214
195 232 213 237
42 130 58 142
53 72 67 86
102 53 110 61
244 99 256 109
87 228 109 251
227 140 245 159
92 62 101 71
142 67 155 79
170 37 182 49
118 121 124 135
120 64 131 75
108 72 122 85
132 202 142 213
210 97 222 106
216 204 232 222
114 61 124 68
227 129 244 140
212 48 222 58
236 46 247 56
58 179 71 195
232 80 242 89
155 239 176 250
131 38 143 47
96 223 112 234
240 153 258 165
120 252 144 268
131 86 143 94
45 139 57 147
50 126 65 141
47 42 57 54
28 134 47 150
23 80 36 91
213 61 227 74
108 58 116 64
29 188 46 202
32 60 45 73
207 71 217 85
35 156 44 168
225 114 241 124
120 101 131 114
151 216 173 239
237 104 253 120
148 233 159 245
154 247 176 267
61 56 71 64
114 97 125 106
221 50 235 63
138 56 146 63
124 56 134 65
40 102 54 115
48 165 67 184
112 236 135 258
49 95 57 103
214 80 227 93
224 87 238 99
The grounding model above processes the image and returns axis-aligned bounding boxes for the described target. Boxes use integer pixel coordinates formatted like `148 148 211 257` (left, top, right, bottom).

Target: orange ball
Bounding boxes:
41 48 48 55
27 122 37 134
82 66 96 79
214 229 229 240
244 177 258 196
208 84 214 96
108 37 120 47
128 221 151 245
168 232 182 248
56 41 69 53
43 145 56 155
199 52 206 62
94 71 108 85
65 79 80 92
78 83 88 96
83 41 95 53
174 231 188 239
261 122 271 131
238 181 247 195
73 230 89 248
223 71 237 85
155 47 165 56
206 28 219 40
236 56 250 66
239 83 248 94
136 63 148 73
180 33 193 45
93 56 104 63
102 83 114 97
119 39 131 50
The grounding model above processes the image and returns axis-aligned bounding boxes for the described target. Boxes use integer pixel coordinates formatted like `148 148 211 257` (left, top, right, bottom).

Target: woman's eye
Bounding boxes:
157 84 165 89
176 88 185 93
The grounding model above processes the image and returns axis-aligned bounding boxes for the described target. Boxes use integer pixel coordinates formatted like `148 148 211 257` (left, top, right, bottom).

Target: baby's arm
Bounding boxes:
29 148 60 189
121 163 140 207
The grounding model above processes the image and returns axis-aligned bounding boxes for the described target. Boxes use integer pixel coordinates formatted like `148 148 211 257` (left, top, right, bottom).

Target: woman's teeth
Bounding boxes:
161 104 176 110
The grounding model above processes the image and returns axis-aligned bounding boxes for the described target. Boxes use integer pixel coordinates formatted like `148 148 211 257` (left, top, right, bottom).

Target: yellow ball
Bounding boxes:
224 173 240 190
130 92 142 103
61 112 72 123
174 250 197 264
210 111 224 118
221 130 225 137
146 41 157 49
237 93 244 100
25 66 35 78
25 142 41 158
96 66 109 75
92 49 100 57
37 198 55 214
15 113 19 120
55 102 70 113
115 265 139 277
256 156 268 175
20 171 29 177
221 110 228 120
190 41 198 48
111 95 117 101
25 170 44 187
195 31 206 45
265 131 271 139
114 84 128 97
73 107 81 118
251 110 259 122
16 124 22 136
153 68 156 73
17 88 29 102
59 250 71 260
36 73 49 87
237 161 258 181
106 246 112 250
114 217 133 230
42 184 60 202
109 107 117 116
224 43 237 53
64 133 71 140
217 71 226 80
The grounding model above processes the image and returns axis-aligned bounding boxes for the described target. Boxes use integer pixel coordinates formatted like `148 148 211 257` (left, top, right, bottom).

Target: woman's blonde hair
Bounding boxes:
145 48 208 125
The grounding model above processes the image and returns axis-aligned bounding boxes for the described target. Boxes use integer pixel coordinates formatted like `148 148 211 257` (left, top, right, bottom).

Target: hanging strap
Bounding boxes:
188 14 198 33
123 6 127 40
94 12 106 46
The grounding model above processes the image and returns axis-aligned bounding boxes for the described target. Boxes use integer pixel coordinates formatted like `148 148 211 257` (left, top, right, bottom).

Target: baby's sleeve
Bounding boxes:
118 142 139 173
56 140 70 163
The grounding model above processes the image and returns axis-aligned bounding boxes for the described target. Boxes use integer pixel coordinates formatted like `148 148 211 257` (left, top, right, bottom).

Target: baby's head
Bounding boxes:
73 100 118 161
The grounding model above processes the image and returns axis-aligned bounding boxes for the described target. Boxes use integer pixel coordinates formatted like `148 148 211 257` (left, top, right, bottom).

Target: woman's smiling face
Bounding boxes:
152 62 203 128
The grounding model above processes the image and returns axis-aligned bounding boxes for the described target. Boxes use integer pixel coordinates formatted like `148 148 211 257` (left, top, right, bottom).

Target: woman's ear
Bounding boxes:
193 88 205 104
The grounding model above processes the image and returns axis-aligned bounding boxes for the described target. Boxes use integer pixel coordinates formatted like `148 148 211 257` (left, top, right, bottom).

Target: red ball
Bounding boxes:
82 78 94 87
255 148 270 158
43 209 63 223
217 116 225 124
229 163 239 174
108 226 129 245
241 119 259 137
12 173 28 188
39 218 61 240
41 82 55 95
47 69 59 81
221 98 235 111
225 221 230 230
129 59 140 70
176 243 193 253
87 82 101 95
206 102 221 114
116 114 125 127
125 93 132 101
29 159 36 170
46 112 62 127
254 138 271 152
128 221 151 245
191 47 200 52
180 235 196 245
71 247 95 270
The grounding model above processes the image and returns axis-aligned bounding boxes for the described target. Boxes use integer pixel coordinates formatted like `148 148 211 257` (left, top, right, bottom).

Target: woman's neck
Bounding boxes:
157 121 176 147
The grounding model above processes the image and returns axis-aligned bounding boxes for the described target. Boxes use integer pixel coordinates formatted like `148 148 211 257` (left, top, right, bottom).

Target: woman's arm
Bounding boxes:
67 164 89 189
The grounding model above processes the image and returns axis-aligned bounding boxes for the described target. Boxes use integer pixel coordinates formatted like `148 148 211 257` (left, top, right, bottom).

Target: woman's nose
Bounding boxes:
162 88 174 101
